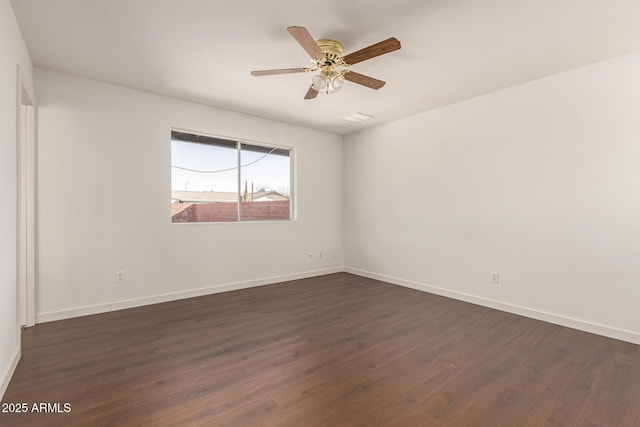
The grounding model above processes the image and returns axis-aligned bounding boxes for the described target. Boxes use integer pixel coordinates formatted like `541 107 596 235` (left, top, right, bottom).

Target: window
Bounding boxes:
171 130 292 223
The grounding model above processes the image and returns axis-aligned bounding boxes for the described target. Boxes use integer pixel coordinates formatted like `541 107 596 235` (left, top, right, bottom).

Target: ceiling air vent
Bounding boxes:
342 112 373 123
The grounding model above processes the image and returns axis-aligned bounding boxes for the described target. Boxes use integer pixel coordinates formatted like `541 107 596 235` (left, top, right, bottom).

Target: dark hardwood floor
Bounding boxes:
1 273 639 426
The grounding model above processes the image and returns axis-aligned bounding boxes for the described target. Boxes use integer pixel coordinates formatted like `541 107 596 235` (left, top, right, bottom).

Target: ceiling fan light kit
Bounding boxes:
251 26 401 99
311 70 345 93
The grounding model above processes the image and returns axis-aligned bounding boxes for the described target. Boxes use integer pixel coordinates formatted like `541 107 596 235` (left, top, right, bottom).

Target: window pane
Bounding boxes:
240 143 291 221
171 138 239 223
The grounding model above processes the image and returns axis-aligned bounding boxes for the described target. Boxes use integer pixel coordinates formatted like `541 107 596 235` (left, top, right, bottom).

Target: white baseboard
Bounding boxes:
345 267 640 345
1 345 21 401
37 267 344 323
35 265 640 345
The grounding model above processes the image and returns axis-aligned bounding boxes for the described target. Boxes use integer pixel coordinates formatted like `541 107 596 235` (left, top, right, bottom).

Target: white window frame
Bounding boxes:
170 128 295 223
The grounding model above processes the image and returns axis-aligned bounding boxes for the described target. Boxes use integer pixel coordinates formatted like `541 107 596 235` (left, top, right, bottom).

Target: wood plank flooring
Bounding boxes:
1 273 639 426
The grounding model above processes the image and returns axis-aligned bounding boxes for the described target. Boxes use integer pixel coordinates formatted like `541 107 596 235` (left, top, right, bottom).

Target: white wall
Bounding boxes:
0 0 33 398
35 68 343 321
344 53 640 344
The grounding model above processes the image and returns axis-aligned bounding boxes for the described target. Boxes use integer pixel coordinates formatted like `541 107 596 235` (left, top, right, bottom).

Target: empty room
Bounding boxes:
2 0 640 425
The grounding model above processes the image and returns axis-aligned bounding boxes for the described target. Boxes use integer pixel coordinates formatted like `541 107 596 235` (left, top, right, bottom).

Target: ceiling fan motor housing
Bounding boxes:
315 39 344 66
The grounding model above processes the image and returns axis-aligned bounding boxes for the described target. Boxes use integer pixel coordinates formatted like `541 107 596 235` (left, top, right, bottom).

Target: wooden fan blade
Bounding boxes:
344 71 386 90
251 68 310 76
304 86 319 99
287 26 324 60
342 37 401 65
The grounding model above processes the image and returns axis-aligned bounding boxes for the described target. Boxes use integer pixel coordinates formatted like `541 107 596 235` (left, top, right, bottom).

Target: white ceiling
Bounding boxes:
11 0 640 135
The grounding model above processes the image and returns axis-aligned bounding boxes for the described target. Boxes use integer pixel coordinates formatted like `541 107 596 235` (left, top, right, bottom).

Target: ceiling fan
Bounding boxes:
251 26 401 99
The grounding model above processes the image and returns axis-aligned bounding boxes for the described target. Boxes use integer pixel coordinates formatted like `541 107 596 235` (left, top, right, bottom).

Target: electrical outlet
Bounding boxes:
308 253 313 259
115 270 125 284
491 271 500 285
